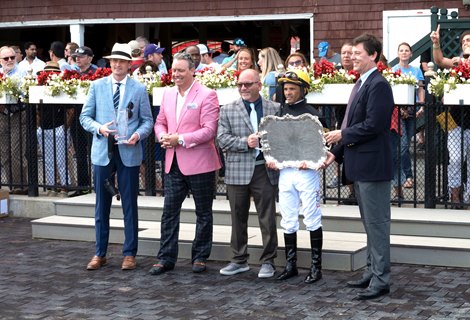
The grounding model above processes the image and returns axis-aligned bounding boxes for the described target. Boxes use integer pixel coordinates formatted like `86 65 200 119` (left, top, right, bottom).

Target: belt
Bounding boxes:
255 160 266 166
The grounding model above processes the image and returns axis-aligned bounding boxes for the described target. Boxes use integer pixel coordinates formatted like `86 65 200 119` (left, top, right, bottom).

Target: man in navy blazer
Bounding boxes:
324 34 394 300
80 43 153 271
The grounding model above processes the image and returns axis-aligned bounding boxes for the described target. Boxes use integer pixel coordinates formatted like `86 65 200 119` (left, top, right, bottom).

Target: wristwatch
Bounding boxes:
178 136 184 146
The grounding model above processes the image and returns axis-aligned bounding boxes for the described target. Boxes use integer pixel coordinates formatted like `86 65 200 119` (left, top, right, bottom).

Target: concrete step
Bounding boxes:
31 215 366 271
51 194 470 239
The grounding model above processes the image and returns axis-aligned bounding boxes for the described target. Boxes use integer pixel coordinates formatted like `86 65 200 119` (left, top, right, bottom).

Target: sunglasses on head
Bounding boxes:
236 81 258 89
2 56 16 62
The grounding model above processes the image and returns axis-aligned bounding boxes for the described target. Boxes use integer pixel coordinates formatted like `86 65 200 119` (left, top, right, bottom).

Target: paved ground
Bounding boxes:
1 217 470 320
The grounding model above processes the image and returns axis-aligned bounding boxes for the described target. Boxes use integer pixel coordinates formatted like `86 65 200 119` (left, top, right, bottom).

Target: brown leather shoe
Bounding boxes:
121 256 136 270
86 256 107 270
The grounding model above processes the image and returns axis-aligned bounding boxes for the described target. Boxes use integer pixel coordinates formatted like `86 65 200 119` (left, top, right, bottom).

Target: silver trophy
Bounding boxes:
115 109 129 144
258 114 327 170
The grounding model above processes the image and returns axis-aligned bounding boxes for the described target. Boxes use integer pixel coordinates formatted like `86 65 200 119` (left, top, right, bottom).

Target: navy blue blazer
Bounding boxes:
332 69 394 182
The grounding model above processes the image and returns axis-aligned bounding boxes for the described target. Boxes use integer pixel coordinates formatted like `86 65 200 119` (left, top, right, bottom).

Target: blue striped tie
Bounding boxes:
113 83 121 109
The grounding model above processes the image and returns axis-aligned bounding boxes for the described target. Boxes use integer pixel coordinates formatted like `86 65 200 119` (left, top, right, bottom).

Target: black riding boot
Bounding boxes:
304 227 323 284
277 232 298 280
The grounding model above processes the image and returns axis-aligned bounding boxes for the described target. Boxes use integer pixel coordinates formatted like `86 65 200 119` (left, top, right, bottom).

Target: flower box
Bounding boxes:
152 87 168 106
392 84 415 105
306 84 354 105
29 86 87 104
215 87 239 106
0 95 18 104
443 84 470 106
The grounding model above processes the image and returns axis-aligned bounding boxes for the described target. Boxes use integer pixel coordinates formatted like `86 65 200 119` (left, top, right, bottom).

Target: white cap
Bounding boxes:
196 44 209 55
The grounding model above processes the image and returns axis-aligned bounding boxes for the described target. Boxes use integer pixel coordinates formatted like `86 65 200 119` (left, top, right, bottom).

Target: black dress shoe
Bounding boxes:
192 261 206 273
149 263 174 275
346 278 371 288
357 287 390 300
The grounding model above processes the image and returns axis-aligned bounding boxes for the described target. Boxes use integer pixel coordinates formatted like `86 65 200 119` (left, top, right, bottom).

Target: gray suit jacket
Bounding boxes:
80 75 153 167
217 97 280 185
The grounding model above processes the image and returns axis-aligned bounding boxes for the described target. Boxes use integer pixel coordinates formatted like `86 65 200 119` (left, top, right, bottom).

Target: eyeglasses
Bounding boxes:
1 56 16 62
127 102 134 119
288 60 303 66
236 81 258 89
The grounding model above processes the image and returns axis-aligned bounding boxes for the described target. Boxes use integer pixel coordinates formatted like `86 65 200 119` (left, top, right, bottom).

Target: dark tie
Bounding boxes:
113 83 121 110
249 103 260 157
341 79 362 129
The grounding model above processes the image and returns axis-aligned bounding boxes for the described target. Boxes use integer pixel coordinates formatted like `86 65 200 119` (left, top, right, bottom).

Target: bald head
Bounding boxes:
237 69 262 102
238 69 260 83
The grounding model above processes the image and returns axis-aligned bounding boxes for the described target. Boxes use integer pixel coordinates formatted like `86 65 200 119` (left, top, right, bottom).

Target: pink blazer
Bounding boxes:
155 81 222 175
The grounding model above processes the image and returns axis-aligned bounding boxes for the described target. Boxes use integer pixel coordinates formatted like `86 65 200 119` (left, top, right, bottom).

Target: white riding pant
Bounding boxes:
278 167 322 234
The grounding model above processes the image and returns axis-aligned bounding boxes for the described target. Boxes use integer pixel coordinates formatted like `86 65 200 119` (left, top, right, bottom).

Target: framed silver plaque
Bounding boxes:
259 114 327 169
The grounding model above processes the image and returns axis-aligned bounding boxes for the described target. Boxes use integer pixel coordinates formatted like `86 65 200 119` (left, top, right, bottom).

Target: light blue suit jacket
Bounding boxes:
80 75 153 167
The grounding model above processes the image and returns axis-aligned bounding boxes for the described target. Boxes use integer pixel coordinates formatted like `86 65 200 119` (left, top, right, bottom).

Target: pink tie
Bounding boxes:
341 79 362 130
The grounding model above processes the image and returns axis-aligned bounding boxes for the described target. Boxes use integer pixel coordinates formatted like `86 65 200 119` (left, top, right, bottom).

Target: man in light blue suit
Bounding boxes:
80 43 153 271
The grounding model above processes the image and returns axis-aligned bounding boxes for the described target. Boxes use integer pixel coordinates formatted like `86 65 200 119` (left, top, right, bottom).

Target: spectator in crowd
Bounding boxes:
0 46 28 195
150 52 221 275
80 42 153 271
136 36 149 56
284 52 308 69
431 25 470 68
36 61 70 197
324 34 394 300
228 47 258 73
185 45 207 71
318 41 341 64
68 46 98 197
49 41 72 71
72 46 98 75
18 41 45 75
217 69 279 278
128 40 144 74
11 45 23 63
258 47 284 100
267 69 324 283
142 43 167 75
213 41 230 64
391 42 425 201
65 42 79 69
221 38 247 70
197 44 220 70
431 26 470 207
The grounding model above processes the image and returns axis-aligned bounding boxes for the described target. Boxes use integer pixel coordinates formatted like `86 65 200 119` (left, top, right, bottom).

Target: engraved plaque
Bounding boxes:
259 114 327 169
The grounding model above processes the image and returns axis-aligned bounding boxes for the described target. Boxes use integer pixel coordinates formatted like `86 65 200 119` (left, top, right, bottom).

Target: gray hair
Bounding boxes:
173 52 195 69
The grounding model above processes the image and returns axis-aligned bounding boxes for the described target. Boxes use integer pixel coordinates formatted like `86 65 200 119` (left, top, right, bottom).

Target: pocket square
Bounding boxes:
187 102 198 109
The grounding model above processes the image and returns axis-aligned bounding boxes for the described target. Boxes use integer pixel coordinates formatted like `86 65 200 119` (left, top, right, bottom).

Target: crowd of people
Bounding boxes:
1 27 470 301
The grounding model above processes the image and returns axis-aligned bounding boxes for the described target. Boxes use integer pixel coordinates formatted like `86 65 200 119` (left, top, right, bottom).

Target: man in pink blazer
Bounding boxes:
150 52 221 275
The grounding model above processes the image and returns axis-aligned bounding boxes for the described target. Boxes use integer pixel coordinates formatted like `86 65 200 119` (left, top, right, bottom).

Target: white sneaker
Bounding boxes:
220 262 250 276
258 263 275 278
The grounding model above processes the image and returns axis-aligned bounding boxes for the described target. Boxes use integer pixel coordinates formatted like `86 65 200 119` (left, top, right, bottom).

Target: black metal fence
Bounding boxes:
1 93 469 209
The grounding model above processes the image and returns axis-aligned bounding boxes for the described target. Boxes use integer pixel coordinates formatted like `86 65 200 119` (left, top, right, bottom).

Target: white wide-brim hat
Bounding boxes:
104 43 132 61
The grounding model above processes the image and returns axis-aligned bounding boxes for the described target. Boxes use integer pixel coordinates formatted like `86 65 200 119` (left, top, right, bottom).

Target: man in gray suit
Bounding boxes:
217 69 280 278
80 43 153 271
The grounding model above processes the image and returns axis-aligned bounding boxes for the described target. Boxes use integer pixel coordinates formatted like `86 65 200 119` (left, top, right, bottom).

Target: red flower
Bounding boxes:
160 69 173 87
312 60 337 78
36 71 60 86
451 61 470 80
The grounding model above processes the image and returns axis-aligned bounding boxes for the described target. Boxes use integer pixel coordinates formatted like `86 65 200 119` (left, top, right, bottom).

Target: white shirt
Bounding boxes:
18 57 46 75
